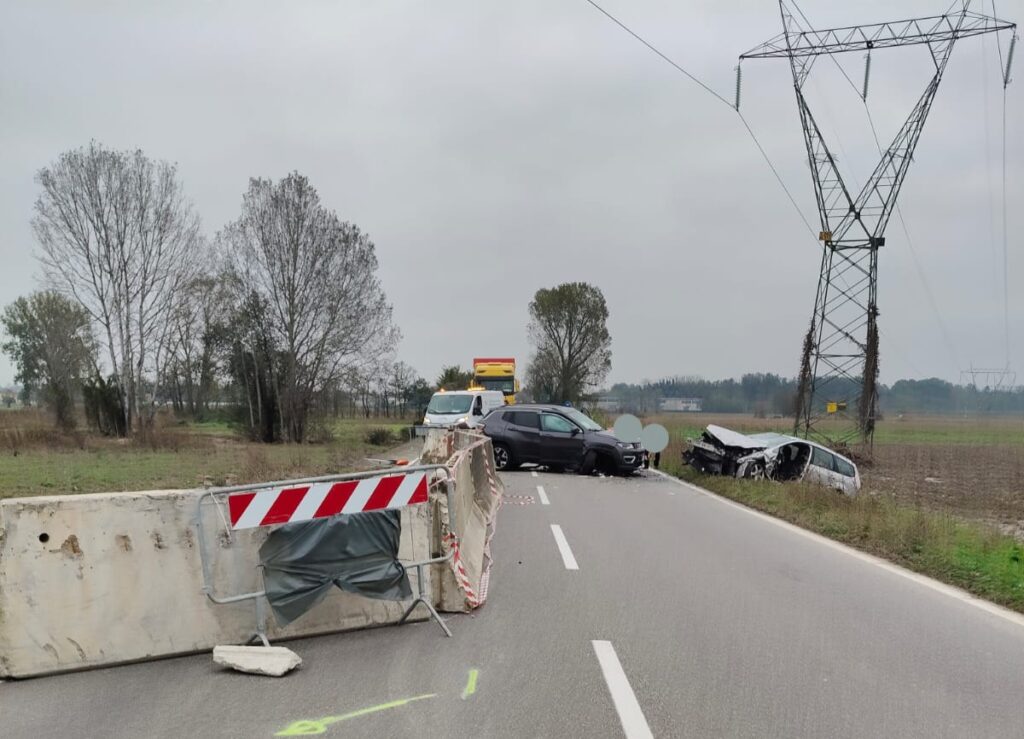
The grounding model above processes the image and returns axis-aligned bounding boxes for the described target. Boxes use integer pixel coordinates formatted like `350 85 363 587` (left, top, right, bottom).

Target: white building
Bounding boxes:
659 397 703 412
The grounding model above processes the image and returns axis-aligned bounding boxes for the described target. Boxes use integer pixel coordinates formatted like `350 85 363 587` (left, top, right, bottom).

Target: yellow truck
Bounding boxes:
469 357 520 404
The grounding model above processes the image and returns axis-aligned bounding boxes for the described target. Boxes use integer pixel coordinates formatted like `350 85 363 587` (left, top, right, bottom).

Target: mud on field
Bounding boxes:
863 443 1024 539
652 412 1024 538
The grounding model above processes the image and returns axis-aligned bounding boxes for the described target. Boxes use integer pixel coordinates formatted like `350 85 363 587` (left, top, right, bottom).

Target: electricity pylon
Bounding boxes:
741 2 1016 451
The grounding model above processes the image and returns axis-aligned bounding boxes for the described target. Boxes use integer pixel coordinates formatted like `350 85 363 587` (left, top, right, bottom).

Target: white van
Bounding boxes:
423 390 505 429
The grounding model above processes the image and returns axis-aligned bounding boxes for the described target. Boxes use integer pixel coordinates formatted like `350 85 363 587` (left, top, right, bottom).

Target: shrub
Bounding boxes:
363 427 395 446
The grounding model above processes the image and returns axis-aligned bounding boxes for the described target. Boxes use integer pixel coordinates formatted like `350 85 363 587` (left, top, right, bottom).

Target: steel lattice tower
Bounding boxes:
741 1 1015 451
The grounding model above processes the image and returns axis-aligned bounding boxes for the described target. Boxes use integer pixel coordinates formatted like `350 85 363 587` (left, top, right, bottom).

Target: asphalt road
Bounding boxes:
3 468 1024 738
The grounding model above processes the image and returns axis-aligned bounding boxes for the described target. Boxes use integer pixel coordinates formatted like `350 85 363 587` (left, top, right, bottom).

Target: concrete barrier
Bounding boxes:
0 487 430 678
0 430 501 678
423 430 504 612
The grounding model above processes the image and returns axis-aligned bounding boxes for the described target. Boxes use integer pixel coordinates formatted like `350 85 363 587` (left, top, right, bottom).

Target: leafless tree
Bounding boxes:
388 361 417 417
32 142 202 434
166 273 231 419
220 173 399 441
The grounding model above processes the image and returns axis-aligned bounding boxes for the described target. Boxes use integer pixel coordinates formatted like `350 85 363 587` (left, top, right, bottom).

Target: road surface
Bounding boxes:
3 468 1024 738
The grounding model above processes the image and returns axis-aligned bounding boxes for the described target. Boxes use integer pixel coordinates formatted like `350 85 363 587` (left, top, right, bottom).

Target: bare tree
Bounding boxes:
32 142 202 434
166 273 231 419
388 361 417 417
220 173 399 441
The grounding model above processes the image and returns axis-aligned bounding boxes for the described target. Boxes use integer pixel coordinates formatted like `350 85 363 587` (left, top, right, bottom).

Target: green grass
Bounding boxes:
0 416 421 498
184 419 239 436
331 418 414 445
0 445 332 497
662 457 1024 613
870 421 1024 446
644 413 1024 447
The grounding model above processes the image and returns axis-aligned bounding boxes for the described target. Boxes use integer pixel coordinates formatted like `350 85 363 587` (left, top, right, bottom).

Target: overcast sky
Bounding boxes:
1 0 1020 388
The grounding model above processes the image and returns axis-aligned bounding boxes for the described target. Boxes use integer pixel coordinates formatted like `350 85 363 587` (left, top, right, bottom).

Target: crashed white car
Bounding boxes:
683 424 861 496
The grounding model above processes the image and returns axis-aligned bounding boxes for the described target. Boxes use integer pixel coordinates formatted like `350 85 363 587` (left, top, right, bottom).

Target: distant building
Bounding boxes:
596 397 622 412
659 397 702 412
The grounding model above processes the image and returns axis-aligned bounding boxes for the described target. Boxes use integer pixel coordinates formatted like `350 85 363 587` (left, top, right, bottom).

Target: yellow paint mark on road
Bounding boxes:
275 694 436 736
461 668 479 700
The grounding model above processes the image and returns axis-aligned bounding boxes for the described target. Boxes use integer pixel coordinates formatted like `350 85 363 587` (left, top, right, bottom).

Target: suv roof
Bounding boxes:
503 404 573 411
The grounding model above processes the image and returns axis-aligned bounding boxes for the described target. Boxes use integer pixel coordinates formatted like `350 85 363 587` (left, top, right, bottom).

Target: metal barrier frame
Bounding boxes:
193 464 457 645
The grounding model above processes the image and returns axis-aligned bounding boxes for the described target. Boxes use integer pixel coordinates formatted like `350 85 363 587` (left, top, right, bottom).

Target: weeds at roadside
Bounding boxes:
663 456 1024 613
364 427 396 446
240 447 273 484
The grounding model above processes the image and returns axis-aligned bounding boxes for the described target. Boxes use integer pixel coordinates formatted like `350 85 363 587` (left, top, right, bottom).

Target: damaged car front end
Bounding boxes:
683 424 861 496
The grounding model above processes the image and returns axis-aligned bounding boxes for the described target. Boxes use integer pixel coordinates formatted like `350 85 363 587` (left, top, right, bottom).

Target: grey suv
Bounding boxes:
481 404 645 475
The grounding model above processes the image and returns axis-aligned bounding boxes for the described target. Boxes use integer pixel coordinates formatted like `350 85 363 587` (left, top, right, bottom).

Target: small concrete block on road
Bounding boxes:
212 645 302 677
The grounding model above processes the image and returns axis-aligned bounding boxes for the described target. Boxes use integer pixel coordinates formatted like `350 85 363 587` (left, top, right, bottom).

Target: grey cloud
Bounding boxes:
1 0 1020 387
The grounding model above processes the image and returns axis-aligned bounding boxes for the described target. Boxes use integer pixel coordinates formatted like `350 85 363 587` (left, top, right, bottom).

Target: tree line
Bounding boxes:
606 374 1024 416
1 143 442 442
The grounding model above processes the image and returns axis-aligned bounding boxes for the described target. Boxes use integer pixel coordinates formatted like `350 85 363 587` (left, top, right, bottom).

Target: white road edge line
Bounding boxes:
650 469 1024 630
550 524 578 570
536 485 550 505
592 641 654 739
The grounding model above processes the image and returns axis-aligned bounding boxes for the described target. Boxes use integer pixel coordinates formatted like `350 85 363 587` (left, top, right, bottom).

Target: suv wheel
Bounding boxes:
493 443 514 471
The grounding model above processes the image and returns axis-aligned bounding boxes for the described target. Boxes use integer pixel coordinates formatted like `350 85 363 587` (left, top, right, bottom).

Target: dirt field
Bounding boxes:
651 412 1024 538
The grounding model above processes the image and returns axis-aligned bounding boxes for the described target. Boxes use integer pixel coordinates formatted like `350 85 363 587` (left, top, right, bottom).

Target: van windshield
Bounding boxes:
426 394 473 415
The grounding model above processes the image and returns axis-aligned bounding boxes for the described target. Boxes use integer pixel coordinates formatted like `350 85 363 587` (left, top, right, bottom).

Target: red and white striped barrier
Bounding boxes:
227 472 428 530
442 532 480 608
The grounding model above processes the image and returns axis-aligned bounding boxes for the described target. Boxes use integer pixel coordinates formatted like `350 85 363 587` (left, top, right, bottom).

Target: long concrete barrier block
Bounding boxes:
0 489 430 678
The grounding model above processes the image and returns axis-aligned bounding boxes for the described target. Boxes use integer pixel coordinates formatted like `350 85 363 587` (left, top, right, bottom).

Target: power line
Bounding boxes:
580 0 733 109
788 0 863 99
989 0 1012 367
737 112 819 239
981 31 1001 302
1000 83 1009 366
579 0 819 239
856 102 961 371
993 0 1006 70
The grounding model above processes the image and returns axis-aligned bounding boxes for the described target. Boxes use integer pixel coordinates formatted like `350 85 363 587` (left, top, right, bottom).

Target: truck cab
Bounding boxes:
471 357 520 404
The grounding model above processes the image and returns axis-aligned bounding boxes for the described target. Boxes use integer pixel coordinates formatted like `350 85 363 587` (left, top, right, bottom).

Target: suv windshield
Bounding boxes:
562 408 603 431
426 394 473 414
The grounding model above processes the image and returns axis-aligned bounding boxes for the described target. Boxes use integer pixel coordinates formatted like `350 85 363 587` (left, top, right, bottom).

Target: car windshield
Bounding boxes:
562 408 603 431
426 394 473 414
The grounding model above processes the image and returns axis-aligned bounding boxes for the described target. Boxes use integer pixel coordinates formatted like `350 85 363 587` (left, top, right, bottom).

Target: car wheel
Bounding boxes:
493 443 514 471
745 460 766 480
578 450 597 475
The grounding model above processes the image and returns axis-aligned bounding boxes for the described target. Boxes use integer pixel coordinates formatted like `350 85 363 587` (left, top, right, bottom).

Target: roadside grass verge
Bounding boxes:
0 417 420 499
662 455 1024 614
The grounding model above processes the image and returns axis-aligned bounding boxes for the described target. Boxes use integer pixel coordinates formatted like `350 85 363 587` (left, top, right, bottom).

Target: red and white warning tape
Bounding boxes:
227 472 428 530
476 446 502 605
443 531 481 608
438 439 504 610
